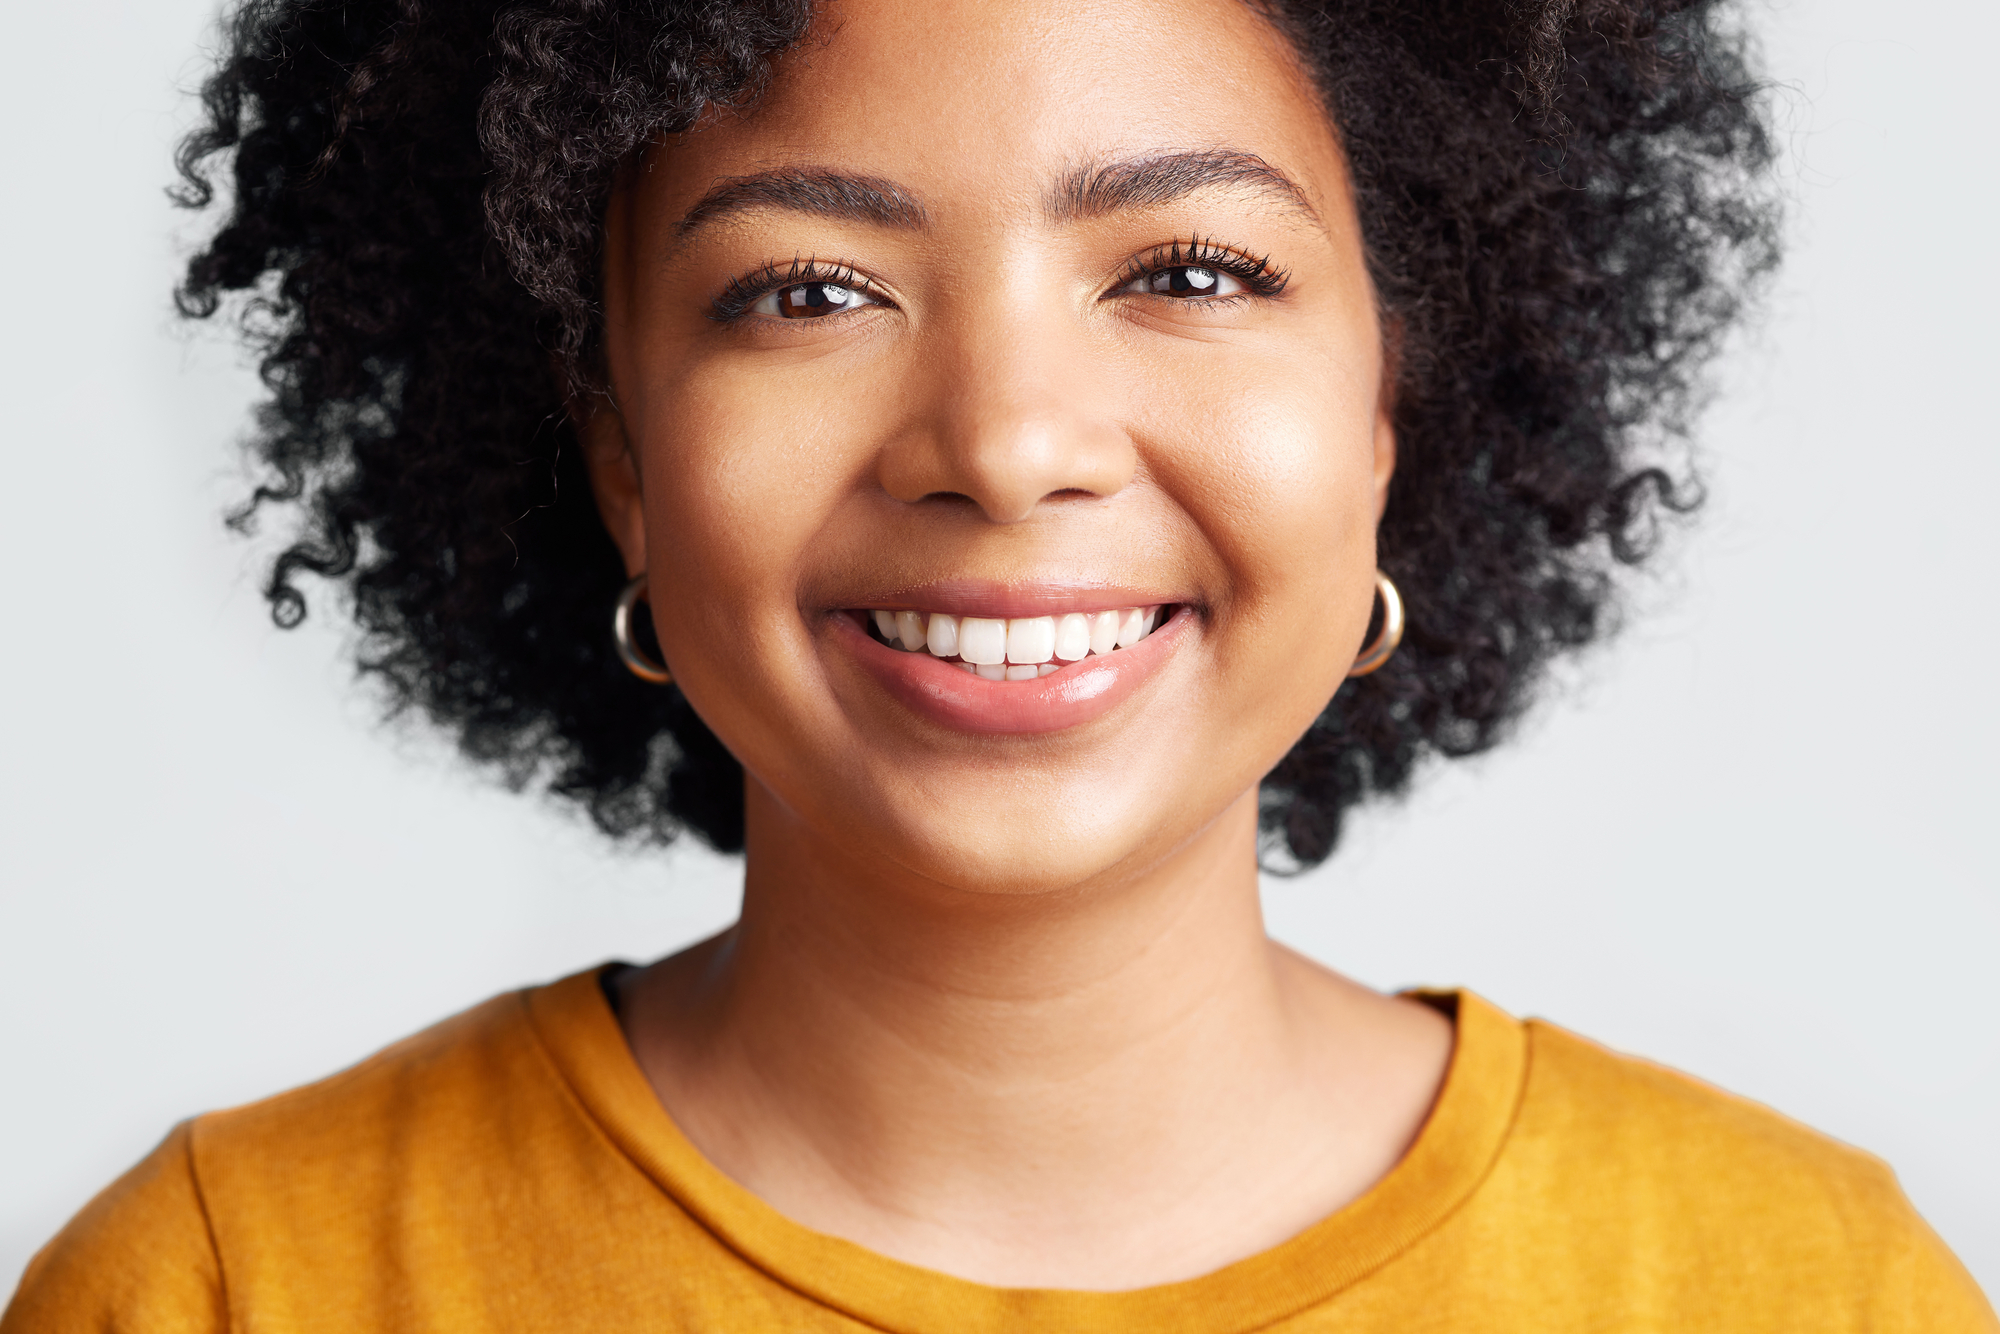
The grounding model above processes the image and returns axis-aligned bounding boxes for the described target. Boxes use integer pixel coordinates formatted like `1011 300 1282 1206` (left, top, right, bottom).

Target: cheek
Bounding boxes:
1132 342 1385 682
631 357 862 680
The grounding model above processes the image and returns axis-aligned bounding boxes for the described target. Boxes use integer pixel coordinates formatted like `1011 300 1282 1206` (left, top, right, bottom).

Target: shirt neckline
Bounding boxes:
524 966 1527 1334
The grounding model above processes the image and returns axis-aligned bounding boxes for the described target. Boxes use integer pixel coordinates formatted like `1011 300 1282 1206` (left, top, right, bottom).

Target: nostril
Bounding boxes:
902 485 1100 518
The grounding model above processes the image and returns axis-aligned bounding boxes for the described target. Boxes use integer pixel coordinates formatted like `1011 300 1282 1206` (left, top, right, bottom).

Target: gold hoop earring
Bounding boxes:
613 573 672 685
1347 571 1404 678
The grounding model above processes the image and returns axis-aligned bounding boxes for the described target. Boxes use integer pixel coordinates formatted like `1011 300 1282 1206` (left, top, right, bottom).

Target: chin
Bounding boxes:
876 795 1211 900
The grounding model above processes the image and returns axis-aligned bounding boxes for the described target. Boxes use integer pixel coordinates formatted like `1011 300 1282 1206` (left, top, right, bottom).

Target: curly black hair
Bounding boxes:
174 0 1778 867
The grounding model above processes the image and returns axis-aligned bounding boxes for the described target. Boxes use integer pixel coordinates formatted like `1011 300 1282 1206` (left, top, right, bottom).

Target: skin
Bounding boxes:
583 0 1454 1290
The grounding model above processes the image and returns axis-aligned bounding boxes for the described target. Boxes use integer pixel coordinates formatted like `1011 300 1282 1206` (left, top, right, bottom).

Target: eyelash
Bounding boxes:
710 257 879 322
1115 238 1291 302
708 237 1291 323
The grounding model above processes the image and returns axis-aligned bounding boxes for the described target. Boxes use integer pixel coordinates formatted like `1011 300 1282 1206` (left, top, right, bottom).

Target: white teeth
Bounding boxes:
959 616 1007 665
925 613 959 658
957 660 977 674
874 603 1168 672
1088 610 1121 656
1053 612 1091 661
1006 615 1056 664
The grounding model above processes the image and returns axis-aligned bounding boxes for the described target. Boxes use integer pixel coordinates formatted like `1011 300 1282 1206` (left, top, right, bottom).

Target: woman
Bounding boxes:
8 0 1993 1327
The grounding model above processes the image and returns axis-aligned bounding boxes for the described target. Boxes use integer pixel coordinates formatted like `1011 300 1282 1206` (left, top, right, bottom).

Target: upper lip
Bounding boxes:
824 579 1190 619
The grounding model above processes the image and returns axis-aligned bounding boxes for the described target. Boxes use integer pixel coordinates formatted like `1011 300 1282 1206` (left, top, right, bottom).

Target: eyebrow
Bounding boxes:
669 149 1317 241
676 169 929 238
1045 150 1320 227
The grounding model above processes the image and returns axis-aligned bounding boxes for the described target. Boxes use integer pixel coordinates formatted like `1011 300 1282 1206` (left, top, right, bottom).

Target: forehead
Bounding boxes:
651 0 1345 223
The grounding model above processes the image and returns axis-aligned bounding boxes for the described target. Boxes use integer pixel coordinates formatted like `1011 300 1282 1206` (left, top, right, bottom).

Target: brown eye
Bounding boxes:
752 281 878 319
1125 266 1245 299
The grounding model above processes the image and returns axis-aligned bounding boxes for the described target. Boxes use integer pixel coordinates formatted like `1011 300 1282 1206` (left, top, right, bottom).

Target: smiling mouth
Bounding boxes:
861 606 1169 681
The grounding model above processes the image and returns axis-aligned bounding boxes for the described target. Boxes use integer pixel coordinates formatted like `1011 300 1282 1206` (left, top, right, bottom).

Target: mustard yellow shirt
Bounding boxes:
7 967 1994 1331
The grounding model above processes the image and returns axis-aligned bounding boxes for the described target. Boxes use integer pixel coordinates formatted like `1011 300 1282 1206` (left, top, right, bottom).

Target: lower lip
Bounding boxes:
832 609 1188 736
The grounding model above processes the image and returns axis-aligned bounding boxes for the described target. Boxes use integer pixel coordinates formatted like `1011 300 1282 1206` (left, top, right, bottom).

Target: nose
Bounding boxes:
875 326 1137 524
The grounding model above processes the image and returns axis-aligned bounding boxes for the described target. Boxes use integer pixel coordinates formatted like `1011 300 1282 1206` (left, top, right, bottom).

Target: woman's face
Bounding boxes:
591 0 1392 894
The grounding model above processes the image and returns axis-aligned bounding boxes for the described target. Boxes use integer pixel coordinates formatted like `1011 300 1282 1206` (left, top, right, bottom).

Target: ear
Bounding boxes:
1371 321 1400 524
1371 405 1397 523
579 395 648 577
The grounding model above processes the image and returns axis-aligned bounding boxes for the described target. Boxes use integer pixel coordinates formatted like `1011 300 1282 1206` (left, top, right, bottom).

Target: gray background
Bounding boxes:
3 0 1995 1303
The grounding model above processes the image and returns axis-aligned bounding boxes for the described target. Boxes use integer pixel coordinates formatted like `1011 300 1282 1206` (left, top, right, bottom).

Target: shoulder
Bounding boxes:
1515 1015 1898 1198
1472 1011 1995 1327
3 1122 225 1333
5 977 596 1329
185 986 549 1173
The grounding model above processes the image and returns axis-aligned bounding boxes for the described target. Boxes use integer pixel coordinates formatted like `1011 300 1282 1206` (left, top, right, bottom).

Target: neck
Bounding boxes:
618 780 1450 1287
